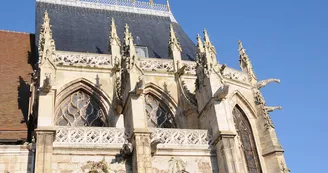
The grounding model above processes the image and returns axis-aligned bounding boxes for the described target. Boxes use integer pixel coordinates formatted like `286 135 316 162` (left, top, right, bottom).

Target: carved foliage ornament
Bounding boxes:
55 91 107 127
233 106 262 173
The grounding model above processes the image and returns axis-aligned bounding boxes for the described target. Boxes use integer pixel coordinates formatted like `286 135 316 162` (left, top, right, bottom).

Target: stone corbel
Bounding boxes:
255 78 280 89
150 138 164 156
213 84 230 101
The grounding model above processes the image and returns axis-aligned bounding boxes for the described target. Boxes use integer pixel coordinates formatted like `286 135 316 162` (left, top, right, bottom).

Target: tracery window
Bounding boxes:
145 94 176 128
233 106 262 173
55 91 107 127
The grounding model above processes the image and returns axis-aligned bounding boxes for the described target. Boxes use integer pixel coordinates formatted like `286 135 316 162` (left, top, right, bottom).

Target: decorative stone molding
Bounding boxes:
150 128 211 146
55 51 112 68
139 58 174 72
54 127 125 146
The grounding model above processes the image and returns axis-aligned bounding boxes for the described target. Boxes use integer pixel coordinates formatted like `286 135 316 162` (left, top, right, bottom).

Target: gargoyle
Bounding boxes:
41 73 52 93
175 65 187 78
120 140 133 157
219 64 227 74
151 138 164 155
265 106 282 113
213 84 230 101
255 78 280 89
135 75 145 95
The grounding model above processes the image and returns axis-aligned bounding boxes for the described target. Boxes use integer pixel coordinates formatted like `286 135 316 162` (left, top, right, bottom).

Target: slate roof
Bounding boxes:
36 1 196 60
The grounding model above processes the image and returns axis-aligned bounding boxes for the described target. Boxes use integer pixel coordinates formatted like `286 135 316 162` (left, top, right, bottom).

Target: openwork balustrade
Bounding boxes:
139 58 175 72
54 127 125 146
150 128 211 146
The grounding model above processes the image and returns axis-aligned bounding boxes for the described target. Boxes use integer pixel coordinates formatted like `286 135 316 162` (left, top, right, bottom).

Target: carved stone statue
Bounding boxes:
135 75 145 95
120 140 133 157
41 73 52 93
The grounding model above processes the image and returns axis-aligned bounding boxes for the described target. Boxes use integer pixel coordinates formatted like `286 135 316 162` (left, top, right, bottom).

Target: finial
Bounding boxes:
169 24 177 40
203 28 211 43
110 17 120 46
238 40 246 55
169 24 182 52
150 0 153 5
238 40 257 82
167 0 171 11
196 34 204 53
124 23 130 46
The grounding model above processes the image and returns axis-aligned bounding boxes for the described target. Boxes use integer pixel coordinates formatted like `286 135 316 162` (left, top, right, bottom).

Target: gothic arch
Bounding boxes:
143 83 178 128
230 91 257 119
144 82 178 115
54 78 112 126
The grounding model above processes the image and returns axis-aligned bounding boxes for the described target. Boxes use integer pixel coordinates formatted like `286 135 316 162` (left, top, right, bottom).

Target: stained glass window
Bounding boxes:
145 94 176 128
233 106 262 173
55 91 106 127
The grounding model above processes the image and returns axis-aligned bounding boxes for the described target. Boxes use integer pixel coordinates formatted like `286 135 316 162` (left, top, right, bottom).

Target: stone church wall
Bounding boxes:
0 145 35 173
51 154 133 173
152 156 218 173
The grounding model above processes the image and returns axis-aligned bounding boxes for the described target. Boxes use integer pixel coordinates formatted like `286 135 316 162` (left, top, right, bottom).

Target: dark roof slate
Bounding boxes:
36 2 196 61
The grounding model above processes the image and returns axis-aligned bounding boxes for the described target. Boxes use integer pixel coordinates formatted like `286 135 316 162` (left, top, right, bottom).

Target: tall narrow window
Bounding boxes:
55 91 106 127
145 94 176 128
233 106 262 173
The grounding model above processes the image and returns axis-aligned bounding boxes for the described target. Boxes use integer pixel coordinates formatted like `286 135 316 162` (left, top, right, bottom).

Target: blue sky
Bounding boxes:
0 0 326 172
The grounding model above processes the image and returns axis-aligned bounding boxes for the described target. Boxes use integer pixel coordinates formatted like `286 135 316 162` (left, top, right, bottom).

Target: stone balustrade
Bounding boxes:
150 128 211 146
54 126 125 146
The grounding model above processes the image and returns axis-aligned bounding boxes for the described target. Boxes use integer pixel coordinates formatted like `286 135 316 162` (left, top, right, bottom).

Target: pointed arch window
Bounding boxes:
55 90 107 127
233 106 262 173
145 94 176 128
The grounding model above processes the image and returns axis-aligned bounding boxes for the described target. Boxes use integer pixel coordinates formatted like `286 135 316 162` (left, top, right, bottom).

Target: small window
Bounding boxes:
136 46 149 58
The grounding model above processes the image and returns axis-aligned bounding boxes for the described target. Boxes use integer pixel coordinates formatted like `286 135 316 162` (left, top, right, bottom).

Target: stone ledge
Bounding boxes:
155 145 216 157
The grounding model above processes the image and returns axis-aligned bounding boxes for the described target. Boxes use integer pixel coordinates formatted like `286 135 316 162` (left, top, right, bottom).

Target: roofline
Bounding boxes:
0 29 33 35
37 0 177 23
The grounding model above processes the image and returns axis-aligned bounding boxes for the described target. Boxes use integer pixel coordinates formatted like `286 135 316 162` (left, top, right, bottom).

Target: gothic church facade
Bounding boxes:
0 0 288 173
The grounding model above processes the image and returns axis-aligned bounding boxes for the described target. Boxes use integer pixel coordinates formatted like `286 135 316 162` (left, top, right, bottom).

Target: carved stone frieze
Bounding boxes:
55 51 112 68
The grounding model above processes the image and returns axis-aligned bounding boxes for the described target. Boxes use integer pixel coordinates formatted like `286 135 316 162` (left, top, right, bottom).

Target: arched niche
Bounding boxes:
54 78 112 127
